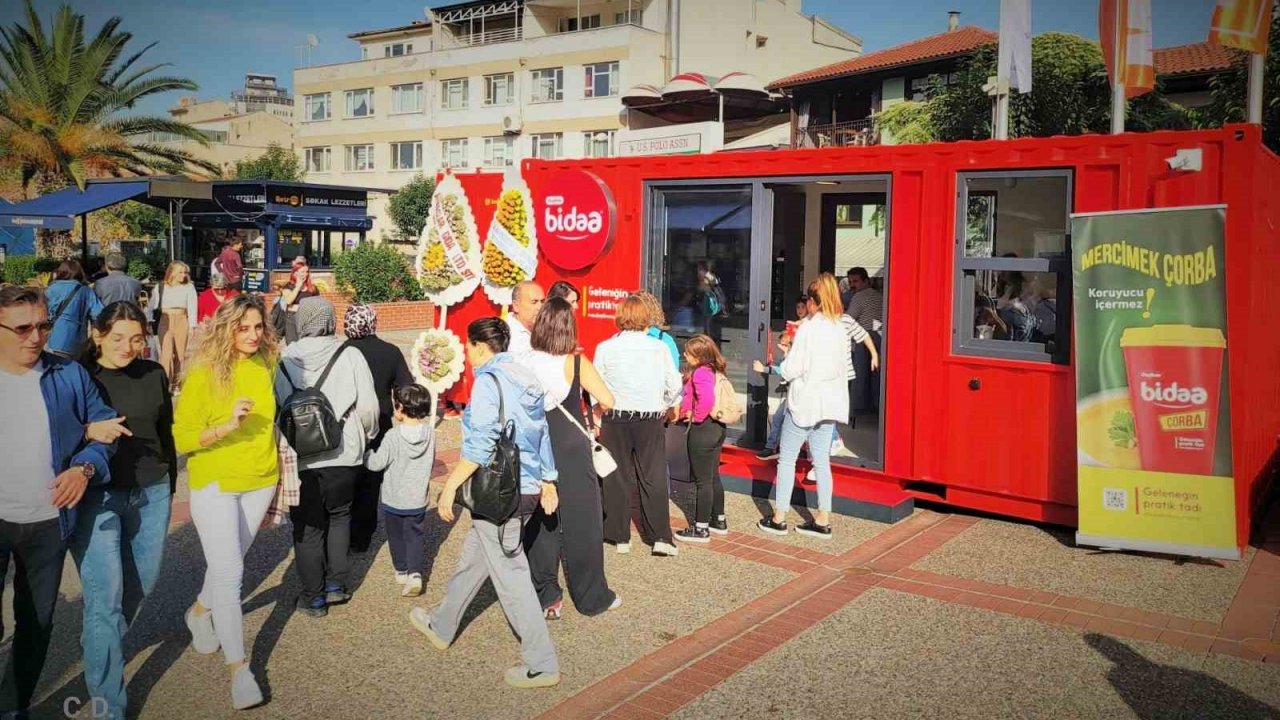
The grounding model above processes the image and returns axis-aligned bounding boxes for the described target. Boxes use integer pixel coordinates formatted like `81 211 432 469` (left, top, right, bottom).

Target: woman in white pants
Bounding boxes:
173 295 280 710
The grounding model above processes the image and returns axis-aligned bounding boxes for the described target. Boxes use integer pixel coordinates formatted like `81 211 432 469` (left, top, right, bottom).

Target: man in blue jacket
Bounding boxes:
0 285 116 718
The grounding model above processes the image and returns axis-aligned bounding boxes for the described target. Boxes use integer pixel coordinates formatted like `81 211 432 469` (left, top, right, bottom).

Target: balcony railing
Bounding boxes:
452 26 522 47
800 118 881 148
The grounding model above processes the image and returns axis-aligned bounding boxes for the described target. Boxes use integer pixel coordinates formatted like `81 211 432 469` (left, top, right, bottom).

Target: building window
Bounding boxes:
385 42 413 57
584 61 620 98
344 144 375 172
441 78 469 109
304 147 331 173
390 141 423 170
361 47 369 60
204 130 229 143
345 88 374 118
953 170 1073 364
559 14 601 32
391 83 423 114
441 138 469 168
530 67 563 103
483 136 515 167
484 73 515 106
909 72 959 102
531 133 562 160
615 9 641 24
303 92 330 121
586 130 615 158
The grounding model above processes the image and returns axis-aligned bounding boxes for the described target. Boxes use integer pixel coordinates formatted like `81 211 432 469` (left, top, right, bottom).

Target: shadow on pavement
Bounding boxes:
1085 633 1280 720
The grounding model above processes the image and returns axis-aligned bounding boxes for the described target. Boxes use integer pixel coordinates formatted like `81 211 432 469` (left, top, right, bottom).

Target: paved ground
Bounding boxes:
6 330 1279 718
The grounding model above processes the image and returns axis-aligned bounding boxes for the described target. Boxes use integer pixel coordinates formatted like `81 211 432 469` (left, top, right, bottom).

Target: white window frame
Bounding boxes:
385 42 413 57
304 146 331 173
390 83 424 114
345 88 375 118
584 61 620 99
441 78 469 110
530 67 564 103
344 144 375 172
390 141 423 171
530 133 562 160
559 14 601 32
441 138 469 168
585 129 615 158
615 9 641 24
303 92 331 122
484 73 515 106
483 136 515 167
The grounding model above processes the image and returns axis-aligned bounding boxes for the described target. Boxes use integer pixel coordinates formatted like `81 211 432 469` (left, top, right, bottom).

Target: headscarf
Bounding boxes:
295 296 336 338
344 303 378 339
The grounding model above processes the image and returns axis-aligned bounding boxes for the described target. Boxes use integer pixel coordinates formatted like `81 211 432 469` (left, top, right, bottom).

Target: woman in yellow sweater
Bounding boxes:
173 295 278 711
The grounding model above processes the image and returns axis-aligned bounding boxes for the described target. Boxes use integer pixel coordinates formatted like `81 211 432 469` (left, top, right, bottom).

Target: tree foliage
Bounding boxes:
0 0 218 192
233 142 302 181
115 199 169 238
1194 11 1280 153
875 101 937 145
333 242 424 304
387 174 436 243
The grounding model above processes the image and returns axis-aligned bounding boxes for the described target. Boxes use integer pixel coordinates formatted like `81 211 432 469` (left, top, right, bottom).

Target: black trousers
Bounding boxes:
686 421 727 525
383 508 426 576
290 465 358 604
523 413 616 615
601 415 671 545
0 518 65 713
350 467 383 553
851 330 882 416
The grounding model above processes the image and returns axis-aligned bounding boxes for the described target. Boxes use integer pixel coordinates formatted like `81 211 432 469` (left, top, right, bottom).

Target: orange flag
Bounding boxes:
1209 0 1275 54
1100 0 1156 98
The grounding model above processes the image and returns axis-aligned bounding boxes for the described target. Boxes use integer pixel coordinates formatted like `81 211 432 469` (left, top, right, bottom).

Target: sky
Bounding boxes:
1 0 1221 118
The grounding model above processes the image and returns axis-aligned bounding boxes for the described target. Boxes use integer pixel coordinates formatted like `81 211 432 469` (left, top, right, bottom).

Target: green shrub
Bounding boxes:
1 255 38 284
333 243 424 304
127 259 154 281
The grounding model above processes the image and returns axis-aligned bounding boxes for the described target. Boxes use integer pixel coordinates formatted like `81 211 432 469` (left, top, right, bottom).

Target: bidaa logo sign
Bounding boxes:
536 170 616 270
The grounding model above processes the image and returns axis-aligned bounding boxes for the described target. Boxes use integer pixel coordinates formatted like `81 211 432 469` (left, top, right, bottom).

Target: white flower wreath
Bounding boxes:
416 171 482 308
481 169 539 306
410 327 466 397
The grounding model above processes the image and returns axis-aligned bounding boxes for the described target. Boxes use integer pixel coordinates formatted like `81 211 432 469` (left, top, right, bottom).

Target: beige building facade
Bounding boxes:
293 0 860 239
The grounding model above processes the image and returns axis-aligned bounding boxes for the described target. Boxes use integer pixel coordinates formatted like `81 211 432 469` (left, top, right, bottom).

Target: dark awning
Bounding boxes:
0 181 152 230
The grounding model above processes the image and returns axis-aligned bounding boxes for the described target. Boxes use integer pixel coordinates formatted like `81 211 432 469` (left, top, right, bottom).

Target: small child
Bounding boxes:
365 384 436 596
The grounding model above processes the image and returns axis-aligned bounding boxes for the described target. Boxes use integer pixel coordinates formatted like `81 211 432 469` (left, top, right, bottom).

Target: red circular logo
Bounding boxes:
535 170 616 270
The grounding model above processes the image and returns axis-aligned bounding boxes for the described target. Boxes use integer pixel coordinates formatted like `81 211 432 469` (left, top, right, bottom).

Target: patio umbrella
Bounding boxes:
661 72 716 100
621 83 664 108
713 72 770 97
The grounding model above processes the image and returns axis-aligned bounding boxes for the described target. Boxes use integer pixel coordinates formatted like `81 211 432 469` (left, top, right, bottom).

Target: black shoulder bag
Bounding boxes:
150 282 165 335
276 341 354 459
459 373 521 528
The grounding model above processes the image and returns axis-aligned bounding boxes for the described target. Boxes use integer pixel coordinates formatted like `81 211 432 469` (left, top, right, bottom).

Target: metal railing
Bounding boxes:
800 118 881 148
452 26 522 47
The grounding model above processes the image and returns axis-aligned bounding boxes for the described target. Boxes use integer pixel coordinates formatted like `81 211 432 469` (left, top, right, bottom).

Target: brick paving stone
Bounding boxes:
1183 634 1215 652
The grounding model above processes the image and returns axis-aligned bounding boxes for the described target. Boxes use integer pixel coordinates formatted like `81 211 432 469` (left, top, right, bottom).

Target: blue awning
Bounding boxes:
0 181 151 231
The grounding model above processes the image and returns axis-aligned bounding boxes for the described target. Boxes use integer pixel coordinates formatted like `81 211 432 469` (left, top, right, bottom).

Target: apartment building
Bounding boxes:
152 73 296 177
293 0 860 239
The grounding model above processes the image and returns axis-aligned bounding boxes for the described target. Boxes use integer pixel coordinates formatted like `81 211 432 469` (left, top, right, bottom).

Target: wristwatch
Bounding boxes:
77 462 96 480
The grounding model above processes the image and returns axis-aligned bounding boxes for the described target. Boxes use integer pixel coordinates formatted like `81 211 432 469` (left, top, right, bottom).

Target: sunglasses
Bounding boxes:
0 320 55 339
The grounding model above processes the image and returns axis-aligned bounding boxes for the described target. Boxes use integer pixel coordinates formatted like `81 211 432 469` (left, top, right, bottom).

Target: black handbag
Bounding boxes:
276 341 353 459
459 373 521 526
149 282 164 334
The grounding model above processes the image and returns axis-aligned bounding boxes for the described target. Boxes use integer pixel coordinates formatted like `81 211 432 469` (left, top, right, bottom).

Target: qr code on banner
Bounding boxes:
1103 488 1128 511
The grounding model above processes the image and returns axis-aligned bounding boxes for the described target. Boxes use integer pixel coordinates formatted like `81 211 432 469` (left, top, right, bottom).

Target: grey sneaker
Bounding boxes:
185 605 219 654
409 608 449 650
231 665 263 710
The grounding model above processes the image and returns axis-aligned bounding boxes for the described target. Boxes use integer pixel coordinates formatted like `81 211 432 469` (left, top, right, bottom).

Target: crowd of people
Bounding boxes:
0 259 876 716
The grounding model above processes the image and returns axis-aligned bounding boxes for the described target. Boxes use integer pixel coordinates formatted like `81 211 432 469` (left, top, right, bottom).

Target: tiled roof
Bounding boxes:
1153 41 1236 77
769 26 998 89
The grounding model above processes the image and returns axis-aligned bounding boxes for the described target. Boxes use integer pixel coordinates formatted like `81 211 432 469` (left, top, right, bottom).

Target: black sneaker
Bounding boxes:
675 527 711 544
755 448 780 461
796 521 833 539
324 584 352 605
295 595 327 618
709 517 729 535
757 517 789 536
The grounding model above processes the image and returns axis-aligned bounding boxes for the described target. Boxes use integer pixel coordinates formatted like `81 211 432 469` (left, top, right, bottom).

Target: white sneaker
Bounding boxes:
231 665 263 710
615 542 631 555
652 541 679 557
504 664 561 689
185 605 219 655
395 571 408 585
608 595 623 611
402 573 423 597
409 607 450 650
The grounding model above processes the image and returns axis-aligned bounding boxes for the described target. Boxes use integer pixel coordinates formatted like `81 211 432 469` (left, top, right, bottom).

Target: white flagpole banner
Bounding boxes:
999 0 1033 93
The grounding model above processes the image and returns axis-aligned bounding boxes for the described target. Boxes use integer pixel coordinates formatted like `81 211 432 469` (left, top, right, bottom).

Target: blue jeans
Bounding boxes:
766 399 788 450
774 414 836 517
69 481 172 720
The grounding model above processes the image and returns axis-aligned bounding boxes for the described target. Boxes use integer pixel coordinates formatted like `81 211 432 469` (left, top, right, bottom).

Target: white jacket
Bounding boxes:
781 314 850 427
275 337 381 470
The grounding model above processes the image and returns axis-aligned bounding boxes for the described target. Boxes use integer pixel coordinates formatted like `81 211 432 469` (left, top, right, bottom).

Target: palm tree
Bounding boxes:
0 1 219 255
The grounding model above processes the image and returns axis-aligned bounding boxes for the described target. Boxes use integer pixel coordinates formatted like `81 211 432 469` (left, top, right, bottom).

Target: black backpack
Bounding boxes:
277 341 354 459
459 373 521 528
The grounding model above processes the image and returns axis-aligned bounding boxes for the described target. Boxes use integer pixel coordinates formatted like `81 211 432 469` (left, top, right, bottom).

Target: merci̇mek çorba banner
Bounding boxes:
1071 206 1237 560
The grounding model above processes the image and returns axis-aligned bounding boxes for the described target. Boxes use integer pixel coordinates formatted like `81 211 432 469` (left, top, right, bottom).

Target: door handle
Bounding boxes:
757 322 765 342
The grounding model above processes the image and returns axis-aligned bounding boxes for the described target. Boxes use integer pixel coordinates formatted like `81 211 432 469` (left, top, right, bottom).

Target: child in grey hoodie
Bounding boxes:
366 384 436 596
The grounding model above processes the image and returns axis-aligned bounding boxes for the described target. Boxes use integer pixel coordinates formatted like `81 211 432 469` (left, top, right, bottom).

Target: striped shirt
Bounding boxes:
839 315 869 380
844 287 884 333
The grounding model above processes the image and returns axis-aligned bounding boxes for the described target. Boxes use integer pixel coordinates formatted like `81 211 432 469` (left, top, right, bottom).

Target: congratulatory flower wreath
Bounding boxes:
410 328 465 396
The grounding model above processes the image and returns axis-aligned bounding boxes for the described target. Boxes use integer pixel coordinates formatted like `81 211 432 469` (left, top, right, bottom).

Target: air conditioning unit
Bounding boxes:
502 114 523 134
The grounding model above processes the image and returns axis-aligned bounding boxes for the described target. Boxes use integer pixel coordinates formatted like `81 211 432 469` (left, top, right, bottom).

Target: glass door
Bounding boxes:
646 184 773 445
